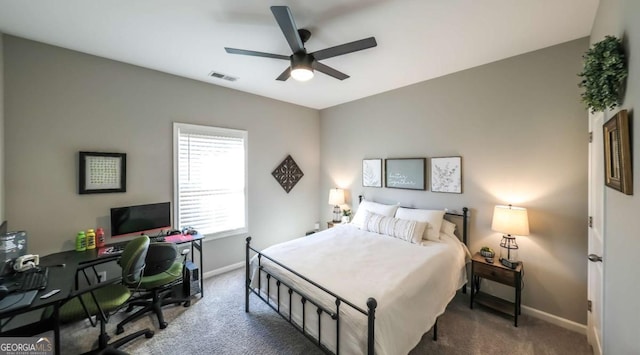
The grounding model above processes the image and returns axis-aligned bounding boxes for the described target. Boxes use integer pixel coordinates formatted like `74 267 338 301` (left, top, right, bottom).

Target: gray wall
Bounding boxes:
320 39 589 324
591 0 640 353
3 36 320 271
1 32 601 328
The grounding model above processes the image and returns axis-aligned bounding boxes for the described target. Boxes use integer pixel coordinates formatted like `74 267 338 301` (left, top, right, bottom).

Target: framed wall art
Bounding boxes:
362 159 383 187
79 151 127 194
603 110 632 195
385 158 426 190
431 156 462 194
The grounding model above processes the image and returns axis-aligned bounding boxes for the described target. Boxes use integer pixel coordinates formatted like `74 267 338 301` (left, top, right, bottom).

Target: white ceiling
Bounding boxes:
0 0 598 110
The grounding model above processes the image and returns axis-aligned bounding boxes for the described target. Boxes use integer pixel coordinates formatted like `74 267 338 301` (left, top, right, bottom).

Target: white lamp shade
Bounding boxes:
328 188 345 206
491 205 530 236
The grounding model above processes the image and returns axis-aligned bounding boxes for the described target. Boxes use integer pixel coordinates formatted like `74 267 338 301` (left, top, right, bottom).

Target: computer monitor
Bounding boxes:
110 202 171 238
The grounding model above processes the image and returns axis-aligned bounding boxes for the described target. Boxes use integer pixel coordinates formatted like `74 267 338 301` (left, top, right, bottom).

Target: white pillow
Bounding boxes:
440 219 457 237
351 200 399 229
394 207 445 242
363 211 426 244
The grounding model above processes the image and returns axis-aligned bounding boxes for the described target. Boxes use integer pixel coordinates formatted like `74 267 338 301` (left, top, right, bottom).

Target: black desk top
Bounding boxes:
0 234 204 319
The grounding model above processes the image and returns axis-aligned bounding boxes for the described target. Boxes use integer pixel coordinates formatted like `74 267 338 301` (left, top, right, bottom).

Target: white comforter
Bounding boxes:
250 224 467 355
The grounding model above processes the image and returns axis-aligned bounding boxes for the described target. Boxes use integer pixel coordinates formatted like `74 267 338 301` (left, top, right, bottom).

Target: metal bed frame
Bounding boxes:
245 205 469 355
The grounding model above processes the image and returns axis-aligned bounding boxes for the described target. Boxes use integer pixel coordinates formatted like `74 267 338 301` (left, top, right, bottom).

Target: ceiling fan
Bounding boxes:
224 6 377 82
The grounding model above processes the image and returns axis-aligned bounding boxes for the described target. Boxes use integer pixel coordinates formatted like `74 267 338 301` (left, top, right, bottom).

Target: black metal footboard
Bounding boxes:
245 236 376 355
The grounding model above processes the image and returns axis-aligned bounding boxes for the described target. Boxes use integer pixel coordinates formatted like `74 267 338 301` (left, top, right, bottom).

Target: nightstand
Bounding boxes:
469 252 522 326
326 221 341 229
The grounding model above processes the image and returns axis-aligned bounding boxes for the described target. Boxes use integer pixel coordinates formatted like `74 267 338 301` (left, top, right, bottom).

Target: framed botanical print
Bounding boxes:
431 156 462 193
362 159 383 187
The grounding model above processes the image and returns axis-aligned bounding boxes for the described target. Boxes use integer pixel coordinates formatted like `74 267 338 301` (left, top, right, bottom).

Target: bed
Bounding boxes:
245 201 470 355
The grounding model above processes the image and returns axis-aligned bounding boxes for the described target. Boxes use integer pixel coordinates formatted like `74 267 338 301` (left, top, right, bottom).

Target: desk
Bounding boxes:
0 234 204 354
0 257 71 355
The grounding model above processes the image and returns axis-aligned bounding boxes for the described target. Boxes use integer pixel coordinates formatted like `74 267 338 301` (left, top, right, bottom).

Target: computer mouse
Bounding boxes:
0 285 8 301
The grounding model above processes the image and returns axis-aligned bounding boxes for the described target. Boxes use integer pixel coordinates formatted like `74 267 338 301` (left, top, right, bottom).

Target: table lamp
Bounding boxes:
328 188 345 223
491 204 529 269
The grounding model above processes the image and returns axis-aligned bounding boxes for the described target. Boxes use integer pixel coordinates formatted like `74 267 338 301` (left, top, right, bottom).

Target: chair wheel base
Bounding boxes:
145 330 155 339
159 321 168 329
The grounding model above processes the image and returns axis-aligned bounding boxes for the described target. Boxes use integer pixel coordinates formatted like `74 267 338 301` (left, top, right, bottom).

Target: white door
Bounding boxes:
587 112 604 355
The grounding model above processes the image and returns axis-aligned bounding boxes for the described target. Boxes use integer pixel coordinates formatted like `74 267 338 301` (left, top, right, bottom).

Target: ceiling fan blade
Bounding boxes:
313 62 349 80
311 37 377 60
225 47 290 60
270 6 305 53
276 67 291 81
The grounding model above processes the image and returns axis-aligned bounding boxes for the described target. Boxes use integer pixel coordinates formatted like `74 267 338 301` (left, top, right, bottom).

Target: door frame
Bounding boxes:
587 111 604 355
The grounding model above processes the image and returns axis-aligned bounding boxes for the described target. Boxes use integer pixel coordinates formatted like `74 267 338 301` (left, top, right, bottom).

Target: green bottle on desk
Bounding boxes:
76 231 87 251
86 229 96 250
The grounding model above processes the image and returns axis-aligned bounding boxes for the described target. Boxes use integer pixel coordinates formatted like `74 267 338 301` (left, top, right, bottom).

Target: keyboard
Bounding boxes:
17 268 48 291
149 236 165 243
97 242 127 257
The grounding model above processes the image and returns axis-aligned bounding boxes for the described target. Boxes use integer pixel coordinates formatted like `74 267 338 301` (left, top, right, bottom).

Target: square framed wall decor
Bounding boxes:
79 152 127 194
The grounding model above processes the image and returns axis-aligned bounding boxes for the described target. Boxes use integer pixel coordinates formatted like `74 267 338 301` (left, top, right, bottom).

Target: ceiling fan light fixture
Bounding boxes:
224 6 377 82
291 67 314 81
290 53 314 81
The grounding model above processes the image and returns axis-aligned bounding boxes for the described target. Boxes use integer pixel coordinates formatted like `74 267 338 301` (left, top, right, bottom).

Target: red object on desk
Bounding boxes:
96 228 106 248
164 234 194 243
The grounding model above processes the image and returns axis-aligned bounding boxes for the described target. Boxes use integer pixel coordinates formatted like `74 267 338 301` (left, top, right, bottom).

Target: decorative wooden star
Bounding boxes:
272 155 304 193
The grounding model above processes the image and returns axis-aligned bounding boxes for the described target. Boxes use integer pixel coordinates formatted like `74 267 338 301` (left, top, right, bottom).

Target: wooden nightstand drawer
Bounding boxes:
473 261 516 286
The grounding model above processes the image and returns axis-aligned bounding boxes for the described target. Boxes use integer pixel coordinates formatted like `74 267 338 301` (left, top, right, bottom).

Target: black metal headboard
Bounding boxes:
357 195 469 245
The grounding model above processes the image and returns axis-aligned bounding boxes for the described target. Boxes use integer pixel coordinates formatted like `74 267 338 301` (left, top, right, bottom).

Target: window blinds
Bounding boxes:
175 124 247 236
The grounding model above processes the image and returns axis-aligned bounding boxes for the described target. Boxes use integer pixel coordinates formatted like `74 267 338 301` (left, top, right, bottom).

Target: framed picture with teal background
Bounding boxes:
384 158 426 190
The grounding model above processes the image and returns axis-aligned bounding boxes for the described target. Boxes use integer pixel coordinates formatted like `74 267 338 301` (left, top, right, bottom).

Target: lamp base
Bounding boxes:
499 258 520 269
332 205 342 223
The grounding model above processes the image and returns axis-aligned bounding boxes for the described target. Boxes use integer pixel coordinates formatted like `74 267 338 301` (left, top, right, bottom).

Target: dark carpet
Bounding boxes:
60 268 592 355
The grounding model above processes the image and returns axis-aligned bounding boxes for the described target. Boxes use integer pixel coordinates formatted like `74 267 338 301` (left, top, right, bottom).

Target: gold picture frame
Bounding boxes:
603 110 632 195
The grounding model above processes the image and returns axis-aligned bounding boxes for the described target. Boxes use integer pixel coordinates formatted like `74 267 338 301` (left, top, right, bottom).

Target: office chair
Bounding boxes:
46 235 153 355
116 242 190 334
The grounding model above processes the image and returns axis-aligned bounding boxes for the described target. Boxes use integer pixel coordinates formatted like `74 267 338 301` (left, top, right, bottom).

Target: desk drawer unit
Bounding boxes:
473 262 515 286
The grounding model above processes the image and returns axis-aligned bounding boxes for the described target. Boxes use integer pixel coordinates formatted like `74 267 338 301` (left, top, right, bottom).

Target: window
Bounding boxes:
173 123 248 238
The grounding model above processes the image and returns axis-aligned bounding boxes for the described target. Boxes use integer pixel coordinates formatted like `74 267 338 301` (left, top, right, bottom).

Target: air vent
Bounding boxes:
209 71 237 82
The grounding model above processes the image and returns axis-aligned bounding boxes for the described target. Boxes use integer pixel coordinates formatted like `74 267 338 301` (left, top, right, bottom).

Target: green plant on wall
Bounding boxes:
578 35 627 113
